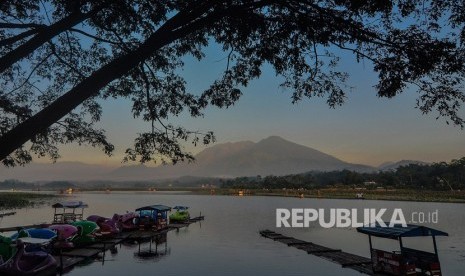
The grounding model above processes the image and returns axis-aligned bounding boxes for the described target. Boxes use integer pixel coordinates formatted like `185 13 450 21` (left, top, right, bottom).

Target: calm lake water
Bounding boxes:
1 192 464 275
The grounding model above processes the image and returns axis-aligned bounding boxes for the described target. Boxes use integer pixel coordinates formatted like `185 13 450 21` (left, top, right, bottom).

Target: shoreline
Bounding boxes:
2 188 464 204
190 188 465 204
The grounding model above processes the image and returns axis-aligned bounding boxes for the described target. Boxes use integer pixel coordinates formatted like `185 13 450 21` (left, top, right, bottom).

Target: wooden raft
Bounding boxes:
259 230 374 275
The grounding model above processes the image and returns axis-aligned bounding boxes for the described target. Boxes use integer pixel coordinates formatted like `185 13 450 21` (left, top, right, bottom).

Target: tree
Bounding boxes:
1 0 465 166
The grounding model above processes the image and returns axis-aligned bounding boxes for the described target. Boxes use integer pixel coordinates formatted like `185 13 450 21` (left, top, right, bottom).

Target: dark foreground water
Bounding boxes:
1 192 464 275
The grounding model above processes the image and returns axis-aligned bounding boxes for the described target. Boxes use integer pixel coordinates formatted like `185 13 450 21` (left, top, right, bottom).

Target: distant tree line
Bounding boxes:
0 179 75 190
0 179 34 189
221 158 465 191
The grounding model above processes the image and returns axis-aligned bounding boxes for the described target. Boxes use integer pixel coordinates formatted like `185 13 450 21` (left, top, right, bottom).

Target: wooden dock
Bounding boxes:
0 216 204 273
259 230 374 275
54 216 204 272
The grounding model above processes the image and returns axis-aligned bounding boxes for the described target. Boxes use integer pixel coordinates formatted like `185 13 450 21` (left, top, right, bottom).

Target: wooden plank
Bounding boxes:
261 233 282 238
168 223 190 229
84 243 117 250
62 248 101 258
53 255 85 270
272 236 294 241
287 241 312 246
307 249 342 254
96 238 123 244
276 238 307 245
189 216 204 221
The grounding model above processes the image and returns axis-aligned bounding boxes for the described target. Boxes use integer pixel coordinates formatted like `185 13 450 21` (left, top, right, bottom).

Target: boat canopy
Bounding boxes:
357 223 449 239
173 206 189 210
52 201 88 209
135 205 171 212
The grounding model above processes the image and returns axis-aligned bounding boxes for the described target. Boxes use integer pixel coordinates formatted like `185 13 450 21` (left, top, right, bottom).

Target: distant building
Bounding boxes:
364 181 377 185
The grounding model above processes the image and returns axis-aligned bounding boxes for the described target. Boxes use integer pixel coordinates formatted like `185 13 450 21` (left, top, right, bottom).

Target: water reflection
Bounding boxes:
133 233 170 261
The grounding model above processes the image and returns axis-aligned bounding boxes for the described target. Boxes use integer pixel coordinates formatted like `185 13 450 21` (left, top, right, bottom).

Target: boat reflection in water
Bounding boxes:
133 233 170 261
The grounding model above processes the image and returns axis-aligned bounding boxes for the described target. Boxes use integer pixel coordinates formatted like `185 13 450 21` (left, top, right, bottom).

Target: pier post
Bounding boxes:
60 249 63 274
102 242 106 265
432 235 438 257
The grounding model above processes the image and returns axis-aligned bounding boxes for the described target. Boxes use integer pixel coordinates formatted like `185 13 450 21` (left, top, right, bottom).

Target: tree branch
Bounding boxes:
0 6 104 74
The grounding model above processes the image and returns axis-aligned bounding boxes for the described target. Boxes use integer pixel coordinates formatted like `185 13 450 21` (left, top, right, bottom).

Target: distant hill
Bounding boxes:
378 160 430 171
0 161 114 182
1 136 377 182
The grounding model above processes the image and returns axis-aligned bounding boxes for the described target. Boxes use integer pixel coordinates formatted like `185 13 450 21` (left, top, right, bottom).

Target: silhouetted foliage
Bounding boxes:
1 1 465 166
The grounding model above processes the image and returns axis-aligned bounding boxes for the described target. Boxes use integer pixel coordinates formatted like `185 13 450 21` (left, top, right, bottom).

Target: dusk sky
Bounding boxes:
54 43 465 167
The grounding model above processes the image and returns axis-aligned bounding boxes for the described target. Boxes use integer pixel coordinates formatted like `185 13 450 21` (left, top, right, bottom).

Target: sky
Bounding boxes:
50 41 465 168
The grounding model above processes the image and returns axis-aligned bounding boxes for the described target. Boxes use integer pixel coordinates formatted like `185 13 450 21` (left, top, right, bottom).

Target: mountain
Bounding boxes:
1 136 376 182
378 160 430 171
159 136 374 177
106 136 374 179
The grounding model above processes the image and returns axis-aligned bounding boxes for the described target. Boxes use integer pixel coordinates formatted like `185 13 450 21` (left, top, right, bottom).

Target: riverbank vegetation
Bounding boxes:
221 158 465 191
0 192 56 211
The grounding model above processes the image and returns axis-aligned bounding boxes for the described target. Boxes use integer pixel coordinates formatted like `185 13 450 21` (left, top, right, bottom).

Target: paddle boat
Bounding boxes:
10 228 57 253
87 215 120 236
10 228 57 241
0 235 15 264
52 201 88 224
357 223 448 276
112 212 139 231
70 220 99 245
0 240 57 275
135 205 171 230
48 224 78 249
169 206 190 223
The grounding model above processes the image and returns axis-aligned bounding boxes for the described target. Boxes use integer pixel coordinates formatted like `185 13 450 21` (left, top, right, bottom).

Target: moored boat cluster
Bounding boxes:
0 201 192 275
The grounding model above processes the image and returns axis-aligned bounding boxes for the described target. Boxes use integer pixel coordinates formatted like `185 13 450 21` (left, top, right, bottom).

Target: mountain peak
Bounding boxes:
259 136 287 143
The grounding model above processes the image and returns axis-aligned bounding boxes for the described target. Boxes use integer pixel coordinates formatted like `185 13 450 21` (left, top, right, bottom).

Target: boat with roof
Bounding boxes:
357 223 448 276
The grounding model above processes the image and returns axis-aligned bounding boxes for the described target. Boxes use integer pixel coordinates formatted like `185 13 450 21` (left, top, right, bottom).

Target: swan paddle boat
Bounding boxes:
112 212 139 231
87 215 120 236
70 220 99 245
10 229 57 253
0 239 57 276
48 224 78 249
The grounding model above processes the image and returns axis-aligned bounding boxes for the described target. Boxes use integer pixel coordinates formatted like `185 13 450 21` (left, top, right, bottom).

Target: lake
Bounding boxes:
1 192 464 275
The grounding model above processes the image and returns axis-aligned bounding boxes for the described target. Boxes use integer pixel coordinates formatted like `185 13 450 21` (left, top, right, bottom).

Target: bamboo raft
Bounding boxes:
0 216 204 273
259 230 374 275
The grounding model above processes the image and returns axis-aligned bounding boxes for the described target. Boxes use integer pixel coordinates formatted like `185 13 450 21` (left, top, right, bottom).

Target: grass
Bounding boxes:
0 192 57 211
